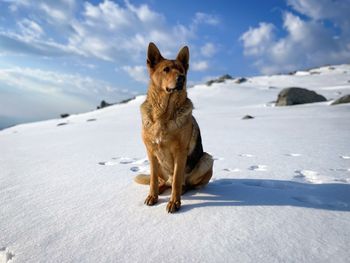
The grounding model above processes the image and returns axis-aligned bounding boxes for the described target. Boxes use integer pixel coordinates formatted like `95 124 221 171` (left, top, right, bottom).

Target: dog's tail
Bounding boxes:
134 174 150 185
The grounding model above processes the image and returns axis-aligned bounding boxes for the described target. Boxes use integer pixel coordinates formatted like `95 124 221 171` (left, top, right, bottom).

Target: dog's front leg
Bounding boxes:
167 153 187 213
144 151 159 206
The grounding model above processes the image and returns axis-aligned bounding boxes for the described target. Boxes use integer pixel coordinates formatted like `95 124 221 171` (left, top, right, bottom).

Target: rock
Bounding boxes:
276 87 327 106
86 118 97 122
242 115 254 120
310 71 321 75
118 96 136 104
206 74 233 86
206 79 215 86
60 113 69 118
96 97 135 109
218 74 233 82
57 122 68 126
97 100 113 109
331 94 350 105
234 77 247 84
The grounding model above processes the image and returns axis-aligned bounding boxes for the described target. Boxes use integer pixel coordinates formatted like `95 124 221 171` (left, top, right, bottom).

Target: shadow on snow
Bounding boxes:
179 178 350 212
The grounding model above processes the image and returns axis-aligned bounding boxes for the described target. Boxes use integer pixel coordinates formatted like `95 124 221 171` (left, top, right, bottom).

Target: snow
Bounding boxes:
1 64 350 262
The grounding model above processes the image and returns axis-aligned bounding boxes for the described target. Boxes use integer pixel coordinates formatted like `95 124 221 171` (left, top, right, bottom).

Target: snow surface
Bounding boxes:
1 64 350 263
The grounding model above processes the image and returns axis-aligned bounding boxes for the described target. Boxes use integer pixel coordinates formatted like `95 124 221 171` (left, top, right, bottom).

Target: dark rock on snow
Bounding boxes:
234 77 247 84
206 79 215 86
97 97 135 109
242 115 254 120
205 75 249 86
206 74 233 86
97 100 113 109
276 87 327 106
118 96 136 104
60 113 70 118
310 71 321 75
331 94 350 105
57 123 68 126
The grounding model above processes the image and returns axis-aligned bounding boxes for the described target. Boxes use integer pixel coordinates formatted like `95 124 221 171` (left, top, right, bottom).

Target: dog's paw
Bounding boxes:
166 200 181 213
144 195 158 206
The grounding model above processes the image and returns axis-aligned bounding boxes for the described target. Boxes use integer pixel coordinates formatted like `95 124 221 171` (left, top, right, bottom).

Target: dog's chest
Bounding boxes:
151 130 169 147
147 122 169 146
153 136 162 145
151 134 174 180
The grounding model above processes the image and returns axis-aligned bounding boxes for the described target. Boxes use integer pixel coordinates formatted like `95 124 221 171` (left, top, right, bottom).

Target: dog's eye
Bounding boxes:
163 67 170 73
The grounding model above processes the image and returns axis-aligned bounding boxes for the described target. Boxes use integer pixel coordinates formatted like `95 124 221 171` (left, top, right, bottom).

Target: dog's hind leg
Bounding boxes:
185 152 214 188
159 182 169 194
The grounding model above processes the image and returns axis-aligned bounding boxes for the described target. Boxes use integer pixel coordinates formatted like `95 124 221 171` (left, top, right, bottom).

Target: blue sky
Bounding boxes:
0 0 350 128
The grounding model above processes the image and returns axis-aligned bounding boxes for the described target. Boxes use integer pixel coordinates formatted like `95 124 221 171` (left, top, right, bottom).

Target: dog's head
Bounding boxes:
146 42 189 94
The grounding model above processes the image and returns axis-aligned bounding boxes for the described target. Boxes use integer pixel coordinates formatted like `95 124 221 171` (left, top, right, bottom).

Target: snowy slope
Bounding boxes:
1 64 350 263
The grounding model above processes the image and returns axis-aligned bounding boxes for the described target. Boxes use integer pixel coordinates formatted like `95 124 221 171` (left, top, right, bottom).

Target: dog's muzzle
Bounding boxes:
166 75 186 93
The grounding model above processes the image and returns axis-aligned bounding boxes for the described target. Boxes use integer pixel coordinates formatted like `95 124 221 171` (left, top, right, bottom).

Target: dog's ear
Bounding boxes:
176 46 189 72
147 42 163 68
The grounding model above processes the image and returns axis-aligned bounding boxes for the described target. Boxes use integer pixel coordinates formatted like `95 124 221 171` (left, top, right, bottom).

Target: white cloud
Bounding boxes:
9 0 77 24
4 0 30 12
192 60 209 71
287 0 350 22
83 1 132 30
0 66 131 101
39 2 68 23
200 43 217 57
0 0 217 63
0 29 82 57
0 66 136 122
240 2 350 74
122 65 148 83
124 0 164 24
17 19 44 39
193 12 220 26
240 22 275 56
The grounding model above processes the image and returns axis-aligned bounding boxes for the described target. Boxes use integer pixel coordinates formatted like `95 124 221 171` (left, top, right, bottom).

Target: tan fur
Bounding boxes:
136 42 214 213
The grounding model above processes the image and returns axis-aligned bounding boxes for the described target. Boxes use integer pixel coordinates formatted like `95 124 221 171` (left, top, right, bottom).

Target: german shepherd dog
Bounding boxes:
134 43 214 213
